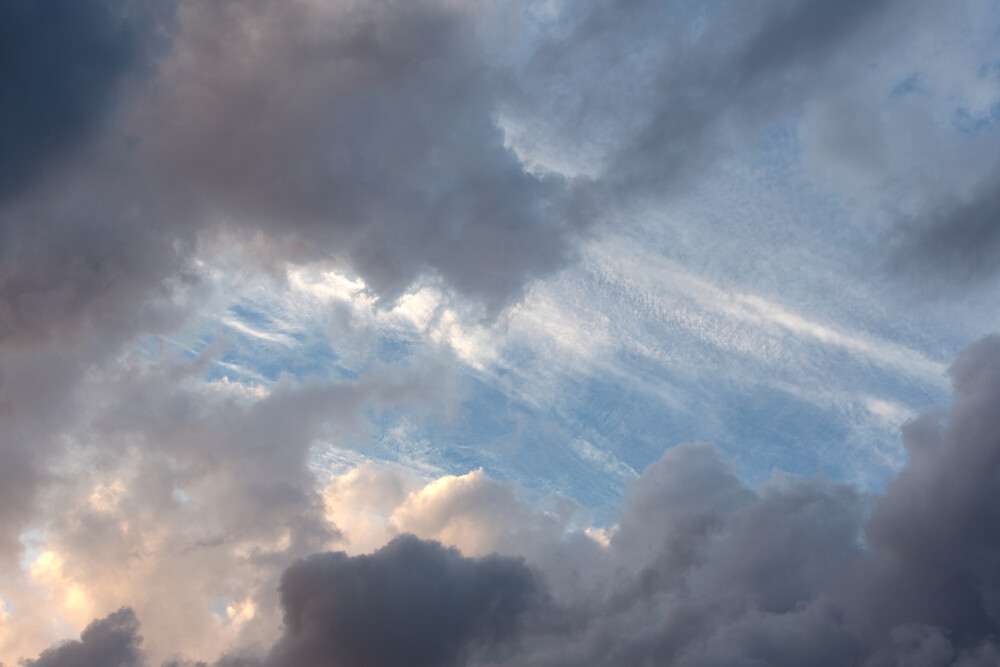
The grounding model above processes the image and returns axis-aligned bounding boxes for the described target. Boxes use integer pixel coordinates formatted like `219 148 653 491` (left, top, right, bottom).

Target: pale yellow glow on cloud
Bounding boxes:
585 526 612 548
323 462 422 554
225 599 256 624
29 551 95 631
89 480 125 513
389 469 518 557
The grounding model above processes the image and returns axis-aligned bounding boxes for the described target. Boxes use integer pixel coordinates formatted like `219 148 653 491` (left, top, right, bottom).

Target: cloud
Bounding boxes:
264 535 543 667
5 1 1000 665
21 607 143 667
888 177 1000 289
135 0 580 312
860 334 1000 646
0 0 168 202
508 0 899 202
0 0 588 561
523 335 1000 666
17 335 1000 665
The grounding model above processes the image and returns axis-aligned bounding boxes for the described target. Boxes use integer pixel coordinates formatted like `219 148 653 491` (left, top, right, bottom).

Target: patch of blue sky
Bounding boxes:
374 334 417 366
188 111 983 522
225 303 283 334
16 529 45 572
622 134 977 365
951 105 1000 134
209 597 230 621
889 72 921 99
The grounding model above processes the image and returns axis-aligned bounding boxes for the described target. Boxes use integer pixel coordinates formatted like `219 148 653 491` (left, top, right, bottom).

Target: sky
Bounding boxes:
2 0 1000 665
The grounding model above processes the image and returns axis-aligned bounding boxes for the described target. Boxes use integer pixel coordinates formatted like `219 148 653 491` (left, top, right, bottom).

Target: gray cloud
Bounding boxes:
524 335 1000 666
506 0 900 203
860 334 1000 647
0 0 170 203
888 176 1000 289
511 0 1000 294
265 535 543 667
21 608 144 667
136 0 579 312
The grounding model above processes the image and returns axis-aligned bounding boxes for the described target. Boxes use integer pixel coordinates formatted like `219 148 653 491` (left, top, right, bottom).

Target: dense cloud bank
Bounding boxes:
266 536 541 667
18 335 1000 666
21 608 143 667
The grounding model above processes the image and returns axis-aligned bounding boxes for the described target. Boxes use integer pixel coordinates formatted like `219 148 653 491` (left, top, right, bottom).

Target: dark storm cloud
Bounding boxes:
860 334 1000 647
0 1 186 563
265 535 542 667
0 0 170 202
0 0 564 565
0 164 198 558
21 608 144 667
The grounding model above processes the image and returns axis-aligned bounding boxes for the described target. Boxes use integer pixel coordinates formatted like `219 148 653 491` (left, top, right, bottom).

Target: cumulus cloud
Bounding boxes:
17 335 1000 666
20 607 143 667
265 535 542 667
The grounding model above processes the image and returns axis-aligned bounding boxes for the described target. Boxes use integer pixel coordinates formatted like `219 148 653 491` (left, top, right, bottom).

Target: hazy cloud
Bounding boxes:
888 177 1000 288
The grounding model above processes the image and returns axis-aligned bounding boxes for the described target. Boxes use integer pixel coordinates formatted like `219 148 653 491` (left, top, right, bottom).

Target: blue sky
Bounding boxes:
171 115 989 520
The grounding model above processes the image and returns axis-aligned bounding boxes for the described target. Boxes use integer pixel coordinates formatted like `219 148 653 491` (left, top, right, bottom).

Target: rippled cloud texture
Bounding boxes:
2 0 1000 665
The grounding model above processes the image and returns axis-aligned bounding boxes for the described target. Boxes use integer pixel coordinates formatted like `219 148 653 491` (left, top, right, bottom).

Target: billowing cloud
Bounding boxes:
21 607 143 667
137 0 580 311
266 535 542 667
16 336 1000 666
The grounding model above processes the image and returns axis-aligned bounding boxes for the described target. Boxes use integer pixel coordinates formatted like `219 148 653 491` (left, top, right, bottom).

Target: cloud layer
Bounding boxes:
2 0 1000 665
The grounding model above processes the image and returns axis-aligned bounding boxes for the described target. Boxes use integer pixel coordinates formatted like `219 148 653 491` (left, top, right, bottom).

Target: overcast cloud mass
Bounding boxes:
2 0 1000 665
